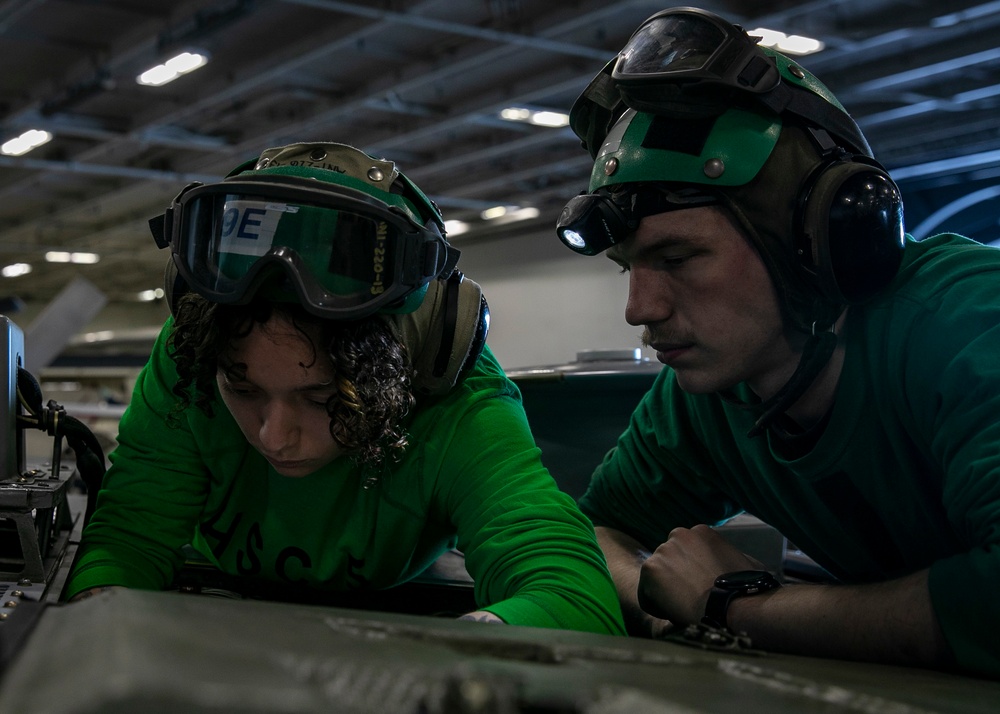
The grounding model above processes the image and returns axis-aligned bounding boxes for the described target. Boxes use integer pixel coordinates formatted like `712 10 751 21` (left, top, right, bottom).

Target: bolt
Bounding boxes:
703 158 725 179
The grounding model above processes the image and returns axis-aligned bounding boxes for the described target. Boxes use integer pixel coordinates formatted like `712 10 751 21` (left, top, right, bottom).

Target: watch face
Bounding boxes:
715 570 778 592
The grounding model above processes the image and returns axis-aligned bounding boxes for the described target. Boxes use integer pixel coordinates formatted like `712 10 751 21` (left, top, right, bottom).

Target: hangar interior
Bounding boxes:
2 2 1000 710
2 0 999 449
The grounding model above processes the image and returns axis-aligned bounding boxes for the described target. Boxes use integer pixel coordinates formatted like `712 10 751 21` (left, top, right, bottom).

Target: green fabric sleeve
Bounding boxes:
64 322 626 638
63 318 209 600
413 349 626 635
893 239 1000 677
578 235 1000 674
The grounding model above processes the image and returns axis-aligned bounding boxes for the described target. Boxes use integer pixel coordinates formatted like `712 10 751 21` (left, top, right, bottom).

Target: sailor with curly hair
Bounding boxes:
64 142 625 636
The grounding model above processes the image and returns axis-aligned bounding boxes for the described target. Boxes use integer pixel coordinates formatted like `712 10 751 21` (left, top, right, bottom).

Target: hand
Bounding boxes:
458 610 505 624
637 524 765 626
68 586 121 603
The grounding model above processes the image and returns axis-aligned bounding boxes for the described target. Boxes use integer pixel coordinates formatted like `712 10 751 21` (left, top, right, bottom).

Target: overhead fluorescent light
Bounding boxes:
444 219 470 236
750 28 825 56
1 129 53 156
136 51 210 87
481 205 510 220
480 205 541 223
138 288 165 302
45 251 100 264
499 107 570 128
1 263 32 278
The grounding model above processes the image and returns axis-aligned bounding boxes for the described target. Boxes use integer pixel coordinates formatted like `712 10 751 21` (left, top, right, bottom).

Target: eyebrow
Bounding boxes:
608 234 699 264
218 365 336 392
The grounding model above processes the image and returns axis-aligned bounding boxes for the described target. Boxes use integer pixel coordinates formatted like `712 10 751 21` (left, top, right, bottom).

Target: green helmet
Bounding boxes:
556 7 906 437
559 38 904 332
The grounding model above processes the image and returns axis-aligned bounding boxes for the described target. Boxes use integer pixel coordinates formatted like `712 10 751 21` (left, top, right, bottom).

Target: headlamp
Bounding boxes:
150 174 458 320
569 6 871 160
556 186 718 256
556 193 634 256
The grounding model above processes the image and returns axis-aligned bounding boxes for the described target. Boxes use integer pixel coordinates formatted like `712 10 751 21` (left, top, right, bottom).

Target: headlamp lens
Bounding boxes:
560 228 588 252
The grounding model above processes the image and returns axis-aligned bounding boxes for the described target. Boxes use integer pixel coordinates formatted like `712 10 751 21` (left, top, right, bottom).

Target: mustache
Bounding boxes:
641 327 692 348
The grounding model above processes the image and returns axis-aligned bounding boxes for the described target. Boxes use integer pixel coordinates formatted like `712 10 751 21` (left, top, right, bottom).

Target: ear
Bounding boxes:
386 272 490 397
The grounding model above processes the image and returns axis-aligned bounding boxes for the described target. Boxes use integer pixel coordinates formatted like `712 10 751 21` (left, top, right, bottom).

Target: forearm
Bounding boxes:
595 526 670 637
728 568 953 668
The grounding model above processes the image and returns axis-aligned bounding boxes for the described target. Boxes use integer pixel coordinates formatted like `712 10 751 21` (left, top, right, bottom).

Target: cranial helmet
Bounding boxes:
151 142 489 395
557 7 905 333
556 7 906 435
151 142 460 320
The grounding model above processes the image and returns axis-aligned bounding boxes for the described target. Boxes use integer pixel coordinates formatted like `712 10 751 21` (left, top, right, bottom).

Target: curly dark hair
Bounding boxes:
167 292 414 470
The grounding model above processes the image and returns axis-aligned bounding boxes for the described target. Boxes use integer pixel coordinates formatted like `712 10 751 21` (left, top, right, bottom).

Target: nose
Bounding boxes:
624 266 672 327
258 400 299 455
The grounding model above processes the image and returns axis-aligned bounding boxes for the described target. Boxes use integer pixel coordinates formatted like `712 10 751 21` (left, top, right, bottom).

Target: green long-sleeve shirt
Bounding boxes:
66 323 625 636
581 233 1000 676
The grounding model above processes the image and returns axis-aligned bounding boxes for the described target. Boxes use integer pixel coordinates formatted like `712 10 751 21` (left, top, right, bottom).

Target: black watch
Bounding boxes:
701 570 780 631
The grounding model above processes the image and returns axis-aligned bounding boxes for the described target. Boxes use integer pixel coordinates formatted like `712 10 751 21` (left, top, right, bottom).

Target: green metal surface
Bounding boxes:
1 589 996 713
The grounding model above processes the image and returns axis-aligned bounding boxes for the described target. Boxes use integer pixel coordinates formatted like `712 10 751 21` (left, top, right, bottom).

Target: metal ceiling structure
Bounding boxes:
1 0 999 309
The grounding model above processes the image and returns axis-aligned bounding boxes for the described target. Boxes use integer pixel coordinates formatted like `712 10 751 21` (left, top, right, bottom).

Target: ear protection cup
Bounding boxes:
796 155 905 305
388 272 489 397
459 294 490 382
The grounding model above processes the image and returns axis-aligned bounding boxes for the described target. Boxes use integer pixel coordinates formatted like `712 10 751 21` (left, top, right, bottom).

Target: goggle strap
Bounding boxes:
737 55 775 90
149 212 169 249
442 245 461 276
758 83 872 157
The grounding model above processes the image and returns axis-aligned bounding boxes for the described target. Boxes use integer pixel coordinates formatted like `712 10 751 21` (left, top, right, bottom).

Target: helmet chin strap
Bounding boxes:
719 321 839 438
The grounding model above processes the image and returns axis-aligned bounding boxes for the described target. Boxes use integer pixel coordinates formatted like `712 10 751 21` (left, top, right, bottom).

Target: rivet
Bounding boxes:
4 600 18 608
0 613 7 620
11 590 23 598
17 579 32 586
367 167 384 182
309 147 327 161
603 157 619 176
703 158 725 179
789 65 805 79
255 158 271 169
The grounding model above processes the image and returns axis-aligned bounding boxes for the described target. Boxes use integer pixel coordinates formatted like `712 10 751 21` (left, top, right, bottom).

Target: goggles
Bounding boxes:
150 175 458 319
569 7 871 159
612 7 780 94
556 186 717 256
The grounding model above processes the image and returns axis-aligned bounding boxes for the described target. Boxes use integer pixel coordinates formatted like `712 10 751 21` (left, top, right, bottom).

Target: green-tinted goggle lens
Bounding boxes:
164 179 452 318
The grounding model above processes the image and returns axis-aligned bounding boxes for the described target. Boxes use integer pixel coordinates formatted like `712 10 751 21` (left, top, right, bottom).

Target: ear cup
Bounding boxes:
387 272 489 397
457 294 490 383
797 157 905 304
